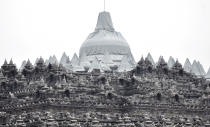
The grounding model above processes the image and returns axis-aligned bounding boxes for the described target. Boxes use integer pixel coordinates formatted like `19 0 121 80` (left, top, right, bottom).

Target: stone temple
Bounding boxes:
2 8 210 127
79 11 136 72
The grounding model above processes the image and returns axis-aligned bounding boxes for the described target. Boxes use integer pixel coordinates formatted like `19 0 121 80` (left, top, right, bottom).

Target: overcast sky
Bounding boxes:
0 0 210 71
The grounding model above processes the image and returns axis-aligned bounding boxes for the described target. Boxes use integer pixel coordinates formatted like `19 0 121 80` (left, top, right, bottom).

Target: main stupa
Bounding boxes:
79 11 136 72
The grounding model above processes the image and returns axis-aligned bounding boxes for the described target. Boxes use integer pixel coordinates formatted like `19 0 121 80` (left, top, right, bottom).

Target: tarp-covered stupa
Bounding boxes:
146 53 155 66
118 55 133 72
168 56 175 69
206 68 210 80
191 60 205 76
88 57 102 72
79 11 136 71
197 61 206 75
183 58 192 73
20 60 27 71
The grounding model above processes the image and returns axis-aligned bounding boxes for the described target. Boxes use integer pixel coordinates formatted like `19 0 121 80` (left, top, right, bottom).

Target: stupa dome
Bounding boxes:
79 11 135 71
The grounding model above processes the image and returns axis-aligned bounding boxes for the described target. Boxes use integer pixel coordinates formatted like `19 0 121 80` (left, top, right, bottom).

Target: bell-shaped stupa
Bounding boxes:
79 11 135 71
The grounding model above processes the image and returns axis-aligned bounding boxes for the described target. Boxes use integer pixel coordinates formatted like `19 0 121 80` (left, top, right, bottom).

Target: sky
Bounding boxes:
0 0 210 71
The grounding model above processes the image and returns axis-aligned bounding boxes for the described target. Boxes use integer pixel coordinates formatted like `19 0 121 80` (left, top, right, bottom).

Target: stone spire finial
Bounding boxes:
95 11 115 32
9 59 13 65
3 59 8 65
